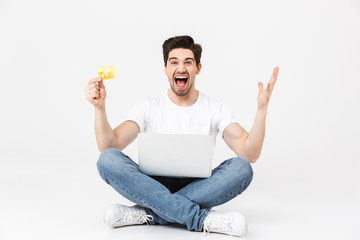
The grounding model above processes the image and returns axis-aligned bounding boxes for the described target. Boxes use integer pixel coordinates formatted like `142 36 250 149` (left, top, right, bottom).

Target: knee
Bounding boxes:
97 148 131 175
97 148 135 176
97 148 118 171
97 148 132 184
229 157 253 185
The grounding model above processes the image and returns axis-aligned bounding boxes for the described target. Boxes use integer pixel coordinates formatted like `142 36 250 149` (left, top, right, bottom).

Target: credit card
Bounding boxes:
97 66 115 80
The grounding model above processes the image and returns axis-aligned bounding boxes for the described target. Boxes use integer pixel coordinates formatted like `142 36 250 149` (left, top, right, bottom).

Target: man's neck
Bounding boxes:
167 88 199 107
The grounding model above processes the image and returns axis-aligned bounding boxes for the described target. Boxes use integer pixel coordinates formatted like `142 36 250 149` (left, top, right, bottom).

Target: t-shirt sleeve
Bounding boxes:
217 103 237 137
124 99 149 132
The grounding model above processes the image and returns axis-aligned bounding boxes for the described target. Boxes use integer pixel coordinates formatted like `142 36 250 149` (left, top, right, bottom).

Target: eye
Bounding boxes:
171 61 178 65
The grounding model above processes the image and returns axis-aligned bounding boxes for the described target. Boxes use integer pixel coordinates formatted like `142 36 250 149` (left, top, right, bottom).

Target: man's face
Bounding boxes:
164 48 201 97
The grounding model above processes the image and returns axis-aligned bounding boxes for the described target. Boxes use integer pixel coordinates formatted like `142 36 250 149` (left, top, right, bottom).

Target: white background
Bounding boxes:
0 0 359 239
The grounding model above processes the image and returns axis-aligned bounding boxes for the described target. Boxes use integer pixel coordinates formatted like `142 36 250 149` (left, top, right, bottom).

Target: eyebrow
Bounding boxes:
168 57 195 62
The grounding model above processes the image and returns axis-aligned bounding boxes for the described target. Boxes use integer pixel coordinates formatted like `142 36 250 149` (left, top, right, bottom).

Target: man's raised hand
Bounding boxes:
85 77 106 109
257 66 279 110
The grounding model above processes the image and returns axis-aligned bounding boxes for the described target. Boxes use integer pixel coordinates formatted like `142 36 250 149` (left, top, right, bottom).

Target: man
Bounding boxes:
84 35 279 237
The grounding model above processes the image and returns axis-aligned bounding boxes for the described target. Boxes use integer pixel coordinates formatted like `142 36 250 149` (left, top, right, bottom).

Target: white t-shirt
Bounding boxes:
125 91 237 146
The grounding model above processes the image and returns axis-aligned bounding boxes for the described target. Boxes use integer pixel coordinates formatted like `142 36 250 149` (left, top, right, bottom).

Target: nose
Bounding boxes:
176 63 186 73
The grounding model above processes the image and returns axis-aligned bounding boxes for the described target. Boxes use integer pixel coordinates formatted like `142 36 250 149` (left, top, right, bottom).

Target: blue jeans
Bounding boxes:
97 148 253 232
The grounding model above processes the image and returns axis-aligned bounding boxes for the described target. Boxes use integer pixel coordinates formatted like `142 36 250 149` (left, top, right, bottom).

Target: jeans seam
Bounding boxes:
208 180 252 206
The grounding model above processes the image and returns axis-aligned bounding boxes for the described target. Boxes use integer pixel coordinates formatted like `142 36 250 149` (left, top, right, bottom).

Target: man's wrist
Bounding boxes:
257 106 268 113
94 104 106 112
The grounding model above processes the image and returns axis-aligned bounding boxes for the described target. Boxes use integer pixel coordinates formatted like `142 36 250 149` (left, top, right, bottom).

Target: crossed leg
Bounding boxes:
97 148 253 231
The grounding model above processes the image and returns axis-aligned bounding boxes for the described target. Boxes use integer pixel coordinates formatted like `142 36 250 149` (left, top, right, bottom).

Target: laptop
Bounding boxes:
138 133 214 178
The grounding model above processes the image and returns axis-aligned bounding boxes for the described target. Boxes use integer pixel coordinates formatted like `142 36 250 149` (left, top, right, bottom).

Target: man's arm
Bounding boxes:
85 77 140 152
112 120 140 151
223 110 266 163
94 108 140 152
223 67 279 163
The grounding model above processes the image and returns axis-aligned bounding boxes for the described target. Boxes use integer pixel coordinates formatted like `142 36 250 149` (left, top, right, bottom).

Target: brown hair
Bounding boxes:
162 35 202 67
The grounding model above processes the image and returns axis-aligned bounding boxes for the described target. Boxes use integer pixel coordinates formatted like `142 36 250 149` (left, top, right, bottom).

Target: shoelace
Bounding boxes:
203 223 214 236
114 211 154 226
142 215 154 225
203 219 231 236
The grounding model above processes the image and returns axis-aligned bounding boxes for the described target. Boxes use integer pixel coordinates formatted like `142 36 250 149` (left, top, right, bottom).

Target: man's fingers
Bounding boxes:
98 80 105 89
85 77 105 107
88 89 97 95
258 82 264 92
86 92 95 101
89 77 103 84
266 82 271 91
85 79 102 97
91 84 100 91
269 66 279 88
88 90 100 99
85 85 98 94
274 66 279 74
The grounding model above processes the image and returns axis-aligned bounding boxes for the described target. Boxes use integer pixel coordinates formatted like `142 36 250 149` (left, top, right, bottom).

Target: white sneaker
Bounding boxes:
103 204 154 228
203 210 248 237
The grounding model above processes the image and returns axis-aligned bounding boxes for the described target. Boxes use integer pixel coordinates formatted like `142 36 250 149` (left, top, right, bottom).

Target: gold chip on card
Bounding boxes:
97 66 115 80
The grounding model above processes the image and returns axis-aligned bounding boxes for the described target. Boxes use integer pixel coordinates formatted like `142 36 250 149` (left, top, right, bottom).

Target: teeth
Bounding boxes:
175 76 187 79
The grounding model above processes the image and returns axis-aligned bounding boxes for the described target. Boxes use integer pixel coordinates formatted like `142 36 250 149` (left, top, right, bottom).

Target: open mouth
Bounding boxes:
174 76 188 89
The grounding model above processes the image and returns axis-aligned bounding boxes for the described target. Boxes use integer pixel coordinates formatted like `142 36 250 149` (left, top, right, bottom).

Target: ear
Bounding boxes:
164 64 167 75
196 63 201 74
